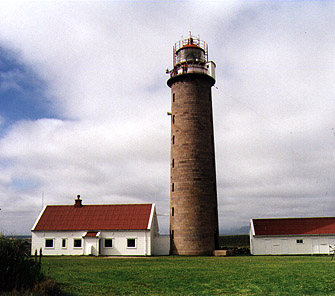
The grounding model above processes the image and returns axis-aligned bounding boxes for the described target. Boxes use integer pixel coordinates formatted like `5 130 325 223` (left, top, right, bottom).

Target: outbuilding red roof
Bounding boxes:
33 204 153 231
252 217 335 236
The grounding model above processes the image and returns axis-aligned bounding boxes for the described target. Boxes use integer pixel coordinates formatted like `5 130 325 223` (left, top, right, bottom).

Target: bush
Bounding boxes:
31 278 62 295
0 235 43 292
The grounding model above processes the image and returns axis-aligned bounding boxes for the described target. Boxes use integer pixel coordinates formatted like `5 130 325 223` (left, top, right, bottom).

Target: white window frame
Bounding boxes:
104 238 114 248
45 238 55 249
127 238 137 248
73 238 82 248
61 238 67 249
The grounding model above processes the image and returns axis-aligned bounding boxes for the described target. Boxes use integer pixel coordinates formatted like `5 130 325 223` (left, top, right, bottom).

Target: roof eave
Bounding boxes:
31 205 47 231
147 203 155 230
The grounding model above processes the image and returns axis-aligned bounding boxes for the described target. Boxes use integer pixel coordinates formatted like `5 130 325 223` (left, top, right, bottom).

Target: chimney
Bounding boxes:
74 194 83 208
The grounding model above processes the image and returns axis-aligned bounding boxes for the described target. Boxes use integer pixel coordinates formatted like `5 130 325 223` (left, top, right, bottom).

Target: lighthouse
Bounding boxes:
167 34 219 255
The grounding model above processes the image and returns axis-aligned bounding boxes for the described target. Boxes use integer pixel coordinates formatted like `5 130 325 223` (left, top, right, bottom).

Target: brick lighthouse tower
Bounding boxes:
167 34 219 255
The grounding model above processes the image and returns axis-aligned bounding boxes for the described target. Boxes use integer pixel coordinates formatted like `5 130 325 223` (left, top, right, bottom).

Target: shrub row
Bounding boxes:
0 236 61 295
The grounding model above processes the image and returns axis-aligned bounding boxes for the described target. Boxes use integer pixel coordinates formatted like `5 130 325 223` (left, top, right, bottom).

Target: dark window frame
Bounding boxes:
45 239 54 248
127 238 136 248
104 239 113 248
73 239 82 248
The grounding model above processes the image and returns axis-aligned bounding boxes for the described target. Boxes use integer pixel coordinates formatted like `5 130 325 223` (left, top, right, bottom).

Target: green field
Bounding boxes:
42 256 335 296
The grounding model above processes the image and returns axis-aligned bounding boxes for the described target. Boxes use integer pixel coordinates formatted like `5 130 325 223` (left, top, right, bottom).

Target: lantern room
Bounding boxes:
167 34 216 83
173 35 208 66
175 40 206 65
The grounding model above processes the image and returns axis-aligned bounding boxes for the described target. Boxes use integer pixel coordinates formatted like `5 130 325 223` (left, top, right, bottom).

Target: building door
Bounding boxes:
281 239 288 254
312 239 320 254
99 239 102 255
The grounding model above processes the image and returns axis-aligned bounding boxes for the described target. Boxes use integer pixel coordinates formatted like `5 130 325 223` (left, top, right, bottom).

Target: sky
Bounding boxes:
1 0 335 235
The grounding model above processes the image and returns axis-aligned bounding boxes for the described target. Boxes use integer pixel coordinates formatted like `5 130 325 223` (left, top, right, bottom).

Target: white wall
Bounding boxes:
251 235 335 255
31 231 87 256
32 229 154 256
99 230 151 256
153 235 170 255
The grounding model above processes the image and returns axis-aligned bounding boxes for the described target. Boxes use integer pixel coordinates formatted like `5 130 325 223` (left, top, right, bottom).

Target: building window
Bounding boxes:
173 93 175 102
62 238 67 248
172 183 174 192
171 207 174 216
127 238 136 248
296 239 304 244
172 115 175 124
172 135 175 144
74 239 82 248
172 158 174 168
171 230 174 239
104 239 113 248
45 239 54 248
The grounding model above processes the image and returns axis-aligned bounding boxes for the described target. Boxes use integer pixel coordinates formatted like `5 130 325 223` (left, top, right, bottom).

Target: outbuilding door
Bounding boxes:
264 239 272 254
312 239 320 254
281 239 288 254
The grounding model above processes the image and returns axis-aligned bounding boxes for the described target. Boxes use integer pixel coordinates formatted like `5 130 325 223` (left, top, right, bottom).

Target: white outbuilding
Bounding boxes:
31 196 170 256
250 217 335 255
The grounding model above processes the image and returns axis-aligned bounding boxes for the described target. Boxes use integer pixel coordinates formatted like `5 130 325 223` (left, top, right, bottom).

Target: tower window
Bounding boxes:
172 207 174 216
172 183 174 192
172 158 174 168
172 115 175 124
173 93 175 102
171 230 174 239
172 135 175 144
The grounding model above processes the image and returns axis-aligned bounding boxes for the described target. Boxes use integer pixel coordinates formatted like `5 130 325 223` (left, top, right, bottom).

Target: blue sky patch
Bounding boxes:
11 177 40 192
0 47 58 132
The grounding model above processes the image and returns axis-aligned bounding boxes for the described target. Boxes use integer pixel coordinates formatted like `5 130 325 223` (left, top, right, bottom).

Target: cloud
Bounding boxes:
0 70 24 91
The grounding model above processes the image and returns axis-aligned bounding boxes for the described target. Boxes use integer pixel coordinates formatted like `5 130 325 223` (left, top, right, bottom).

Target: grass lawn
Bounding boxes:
42 256 335 295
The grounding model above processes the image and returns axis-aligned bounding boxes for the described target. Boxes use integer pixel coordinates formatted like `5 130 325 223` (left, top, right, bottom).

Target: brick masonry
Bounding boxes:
168 73 219 255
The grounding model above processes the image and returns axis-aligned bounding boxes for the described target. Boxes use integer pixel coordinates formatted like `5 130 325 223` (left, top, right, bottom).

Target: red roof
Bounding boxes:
33 204 153 231
84 232 98 237
253 217 335 236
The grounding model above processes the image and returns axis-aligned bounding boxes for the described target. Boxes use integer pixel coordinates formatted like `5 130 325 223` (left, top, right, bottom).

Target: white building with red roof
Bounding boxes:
250 217 335 255
31 196 170 256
